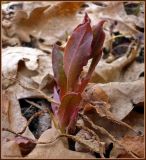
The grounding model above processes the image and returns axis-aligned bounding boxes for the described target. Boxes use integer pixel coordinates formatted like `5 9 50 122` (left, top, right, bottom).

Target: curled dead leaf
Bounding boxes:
2 47 54 99
85 79 144 120
2 2 83 51
110 135 144 158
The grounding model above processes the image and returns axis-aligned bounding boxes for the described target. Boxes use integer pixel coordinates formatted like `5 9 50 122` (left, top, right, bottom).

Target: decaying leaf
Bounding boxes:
2 91 35 158
110 135 144 158
85 1 143 37
85 79 144 120
2 1 144 159
122 61 144 81
84 44 139 83
2 140 22 159
123 110 144 135
2 47 54 100
2 1 57 15
2 2 83 50
2 47 53 88
26 128 95 159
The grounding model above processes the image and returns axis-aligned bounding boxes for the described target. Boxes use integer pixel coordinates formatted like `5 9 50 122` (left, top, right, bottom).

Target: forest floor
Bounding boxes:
2 1 144 159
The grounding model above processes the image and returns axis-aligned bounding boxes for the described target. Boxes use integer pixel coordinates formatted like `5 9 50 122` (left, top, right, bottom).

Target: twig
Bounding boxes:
26 100 59 130
79 113 139 158
17 110 48 135
90 104 139 135
3 127 100 153
23 104 33 116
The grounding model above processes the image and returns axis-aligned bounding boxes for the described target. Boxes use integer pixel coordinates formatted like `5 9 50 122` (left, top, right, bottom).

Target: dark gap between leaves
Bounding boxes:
92 2 107 7
136 47 144 63
139 72 144 77
38 38 45 43
124 2 141 16
68 126 80 151
104 143 113 158
133 102 144 113
135 25 144 33
81 3 89 8
19 98 52 139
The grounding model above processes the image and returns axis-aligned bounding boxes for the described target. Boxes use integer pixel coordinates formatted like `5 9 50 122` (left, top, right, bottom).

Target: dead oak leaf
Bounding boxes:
2 47 53 91
85 79 144 120
26 128 95 159
1 92 35 158
110 135 144 158
9 2 83 48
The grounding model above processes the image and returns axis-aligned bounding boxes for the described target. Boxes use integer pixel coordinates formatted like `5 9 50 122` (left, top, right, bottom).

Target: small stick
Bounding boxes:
18 110 48 135
79 113 138 158
3 127 100 153
87 102 139 135
26 100 59 130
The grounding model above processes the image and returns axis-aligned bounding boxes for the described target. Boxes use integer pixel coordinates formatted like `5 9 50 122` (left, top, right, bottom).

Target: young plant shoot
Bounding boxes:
52 13 105 133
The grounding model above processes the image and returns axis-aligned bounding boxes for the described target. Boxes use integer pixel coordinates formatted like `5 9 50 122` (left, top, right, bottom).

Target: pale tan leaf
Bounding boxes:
26 128 95 159
2 47 53 98
86 79 144 120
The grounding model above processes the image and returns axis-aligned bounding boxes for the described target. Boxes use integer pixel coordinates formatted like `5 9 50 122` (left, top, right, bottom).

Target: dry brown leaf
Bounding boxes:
4 2 83 50
2 140 22 159
122 61 144 82
84 45 138 83
110 135 144 158
123 110 144 135
86 79 144 120
86 2 143 37
26 128 95 159
75 129 98 153
85 109 132 141
2 1 57 15
1 91 35 158
120 135 144 158
2 47 53 97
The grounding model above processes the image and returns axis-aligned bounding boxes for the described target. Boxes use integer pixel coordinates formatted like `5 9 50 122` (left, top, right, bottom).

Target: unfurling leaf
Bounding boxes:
52 44 67 97
64 13 93 92
77 20 106 93
88 20 106 75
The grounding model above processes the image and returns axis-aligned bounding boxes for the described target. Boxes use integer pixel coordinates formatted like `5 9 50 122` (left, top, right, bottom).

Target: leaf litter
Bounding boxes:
2 1 144 159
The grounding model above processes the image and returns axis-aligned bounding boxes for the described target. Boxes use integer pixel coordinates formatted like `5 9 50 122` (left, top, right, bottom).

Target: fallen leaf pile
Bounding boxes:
2 1 144 159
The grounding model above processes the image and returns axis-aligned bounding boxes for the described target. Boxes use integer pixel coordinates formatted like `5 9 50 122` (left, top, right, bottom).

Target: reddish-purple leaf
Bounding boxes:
51 87 60 115
57 93 82 130
87 20 105 76
76 20 105 92
64 13 93 91
52 44 67 97
67 106 80 134
91 20 105 57
14 136 36 156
